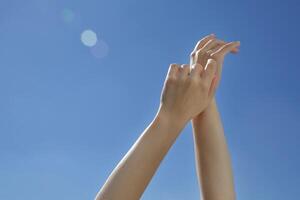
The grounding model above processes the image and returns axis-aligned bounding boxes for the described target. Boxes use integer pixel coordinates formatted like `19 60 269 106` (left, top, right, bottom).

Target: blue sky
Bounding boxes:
1 0 300 199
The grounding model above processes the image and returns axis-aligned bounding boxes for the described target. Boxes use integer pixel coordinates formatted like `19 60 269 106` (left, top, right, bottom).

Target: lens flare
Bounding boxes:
90 40 109 59
81 30 98 47
62 8 75 23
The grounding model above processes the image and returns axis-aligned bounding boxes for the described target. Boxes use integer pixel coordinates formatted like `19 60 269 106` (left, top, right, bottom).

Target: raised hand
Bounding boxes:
159 60 218 124
190 34 240 88
191 34 240 200
96 61 220 200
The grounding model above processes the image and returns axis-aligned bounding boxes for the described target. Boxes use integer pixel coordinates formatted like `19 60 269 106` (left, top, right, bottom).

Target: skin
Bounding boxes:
190 34 240 200
95 34 240 200
95 58 218 200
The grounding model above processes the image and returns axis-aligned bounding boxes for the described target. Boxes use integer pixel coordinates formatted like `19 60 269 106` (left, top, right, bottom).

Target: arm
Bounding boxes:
192 98 235 200
189 34 240 200
96 108 186 200
95 60 218 200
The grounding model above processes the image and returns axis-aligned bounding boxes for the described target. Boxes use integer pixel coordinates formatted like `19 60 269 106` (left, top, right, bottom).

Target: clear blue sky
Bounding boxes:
1 0 300 199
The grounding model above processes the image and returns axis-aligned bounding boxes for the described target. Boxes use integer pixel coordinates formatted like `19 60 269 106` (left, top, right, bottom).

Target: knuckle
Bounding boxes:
170 63 179 69
196 64 204 72
196 49 202 55
190 51 196 58
196 49 206 58
183 64 189 68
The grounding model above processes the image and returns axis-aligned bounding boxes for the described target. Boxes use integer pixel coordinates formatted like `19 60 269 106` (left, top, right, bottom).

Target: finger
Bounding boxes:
200 39 224 53
194 39 223 66
193 33 215 52
190 63 204 77
211 41 240 58
167 63 180 78
195 49 210 67
231 46 240 53
208 41 239 55
202 59 217 84
179 64 190 78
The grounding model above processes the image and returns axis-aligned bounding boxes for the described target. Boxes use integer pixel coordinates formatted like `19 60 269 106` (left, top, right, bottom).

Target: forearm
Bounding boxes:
192 98 236 200
96 107 186 200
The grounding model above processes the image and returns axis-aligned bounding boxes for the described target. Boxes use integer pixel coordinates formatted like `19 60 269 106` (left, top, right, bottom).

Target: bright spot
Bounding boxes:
62 8 75 23
81 30 98 47
90 40 109 59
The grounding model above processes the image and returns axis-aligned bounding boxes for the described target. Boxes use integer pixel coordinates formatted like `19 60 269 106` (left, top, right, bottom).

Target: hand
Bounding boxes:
190 34 240 88
158 60 218 124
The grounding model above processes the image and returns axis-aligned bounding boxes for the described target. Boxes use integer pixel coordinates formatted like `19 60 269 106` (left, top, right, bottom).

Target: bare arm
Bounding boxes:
96 108 186 200
192 98 235 200
95 60 218 200
190 34 240 200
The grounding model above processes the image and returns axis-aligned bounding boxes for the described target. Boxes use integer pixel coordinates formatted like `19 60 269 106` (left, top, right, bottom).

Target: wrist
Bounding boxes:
205 97 217 113
193 98 217 122
155 104 188 130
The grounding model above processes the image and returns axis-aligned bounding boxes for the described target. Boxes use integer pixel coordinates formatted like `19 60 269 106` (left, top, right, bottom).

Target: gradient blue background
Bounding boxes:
1 0 300 199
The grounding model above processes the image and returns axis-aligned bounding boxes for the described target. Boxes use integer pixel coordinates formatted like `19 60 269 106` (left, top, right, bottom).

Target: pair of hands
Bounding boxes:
159 34 240 124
